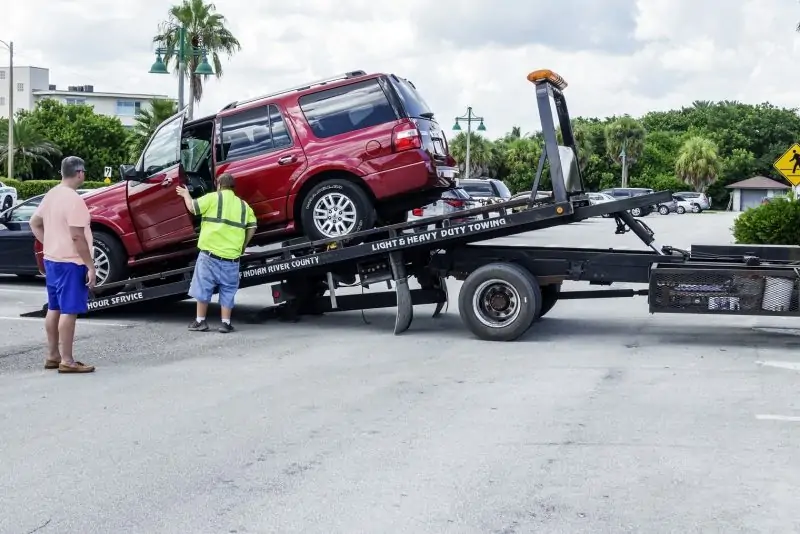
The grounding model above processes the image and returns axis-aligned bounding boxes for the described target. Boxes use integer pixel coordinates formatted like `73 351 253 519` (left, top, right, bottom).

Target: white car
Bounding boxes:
0 181 17 212
674 191 711 211
407 188 477 231
587 192 616 217
673 194 702 214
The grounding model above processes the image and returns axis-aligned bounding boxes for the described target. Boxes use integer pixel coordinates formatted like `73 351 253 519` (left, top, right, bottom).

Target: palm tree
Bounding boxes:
604 115 646 187
153 0 241 118
674 135 722 191
127 98 179 160
0 119 61 179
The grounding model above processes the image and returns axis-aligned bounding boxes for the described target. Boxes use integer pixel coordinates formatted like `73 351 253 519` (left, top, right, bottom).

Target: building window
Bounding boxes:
65 97 86 105
116 100 142 116
0 97 4 106
0 71 5 80
16 82 23 91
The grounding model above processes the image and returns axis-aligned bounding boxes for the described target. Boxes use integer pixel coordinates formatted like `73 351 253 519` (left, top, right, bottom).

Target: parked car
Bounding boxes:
599 187 656 217
673 194 701 214
0 180 17 212
34 70 458 288
657 196 678 215
587 191 617 217
0 189 94 278
407 187 477 231
674 191 711 211
459 178 512 206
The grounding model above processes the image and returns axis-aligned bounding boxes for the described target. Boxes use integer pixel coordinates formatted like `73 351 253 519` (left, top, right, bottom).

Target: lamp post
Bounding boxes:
619 139 628 188
452 106 486 180
0 39 13 180
149 25 213 119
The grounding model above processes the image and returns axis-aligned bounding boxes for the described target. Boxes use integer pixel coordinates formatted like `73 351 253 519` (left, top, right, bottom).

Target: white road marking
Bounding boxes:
755 360 800 372
0 288 43 294
755 414 800 422
0 316 133 327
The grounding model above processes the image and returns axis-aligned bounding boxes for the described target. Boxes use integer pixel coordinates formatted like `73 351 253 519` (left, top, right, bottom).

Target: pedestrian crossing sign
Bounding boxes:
773 143 800 186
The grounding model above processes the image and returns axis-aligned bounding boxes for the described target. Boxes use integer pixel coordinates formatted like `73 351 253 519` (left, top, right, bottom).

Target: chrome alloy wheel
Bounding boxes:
472 278 522 328
312 192 358 238
93 245 110 286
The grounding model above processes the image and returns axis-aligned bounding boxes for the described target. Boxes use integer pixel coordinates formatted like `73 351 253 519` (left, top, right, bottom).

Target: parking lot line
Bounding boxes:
0 316 133 327
755 414 800 422
0 288 43 294
755 360 800 372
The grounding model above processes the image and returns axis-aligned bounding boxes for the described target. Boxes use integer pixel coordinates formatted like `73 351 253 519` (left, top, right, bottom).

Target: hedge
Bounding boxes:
1 178 110 200
732 196 800 245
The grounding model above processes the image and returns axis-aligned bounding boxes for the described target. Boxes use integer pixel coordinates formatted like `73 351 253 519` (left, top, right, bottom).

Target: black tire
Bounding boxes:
458 262 541 341
658 205 669 215
92 231 128 292
676 206 686 214
300 179 376 242
691 203 702 213
1 195 12 212
630 207 643 217
538 283 561 318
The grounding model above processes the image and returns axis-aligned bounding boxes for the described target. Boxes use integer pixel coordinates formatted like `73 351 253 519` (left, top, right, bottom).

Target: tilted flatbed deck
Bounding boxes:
22 69 800 340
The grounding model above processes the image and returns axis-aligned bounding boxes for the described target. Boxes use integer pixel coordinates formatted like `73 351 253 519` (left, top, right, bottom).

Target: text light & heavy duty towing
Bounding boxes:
22 69 800 341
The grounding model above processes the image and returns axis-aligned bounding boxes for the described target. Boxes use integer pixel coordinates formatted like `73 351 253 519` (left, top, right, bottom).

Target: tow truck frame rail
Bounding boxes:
21 69 800 341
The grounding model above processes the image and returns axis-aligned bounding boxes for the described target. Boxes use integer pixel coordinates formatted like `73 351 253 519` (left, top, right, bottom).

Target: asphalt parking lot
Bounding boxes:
2 211 800 534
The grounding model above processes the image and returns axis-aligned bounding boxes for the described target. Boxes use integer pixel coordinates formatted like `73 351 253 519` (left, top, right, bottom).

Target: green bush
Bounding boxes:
1 177 109 200
732 197 800 245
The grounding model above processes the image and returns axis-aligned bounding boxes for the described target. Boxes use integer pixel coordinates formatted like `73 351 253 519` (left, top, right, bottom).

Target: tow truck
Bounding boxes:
22 69 800 340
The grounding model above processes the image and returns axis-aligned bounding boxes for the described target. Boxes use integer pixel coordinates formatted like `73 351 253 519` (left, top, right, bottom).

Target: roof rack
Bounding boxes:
219 70 367 111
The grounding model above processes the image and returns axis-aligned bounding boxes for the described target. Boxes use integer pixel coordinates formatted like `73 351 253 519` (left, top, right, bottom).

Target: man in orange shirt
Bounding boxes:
29 156 96 374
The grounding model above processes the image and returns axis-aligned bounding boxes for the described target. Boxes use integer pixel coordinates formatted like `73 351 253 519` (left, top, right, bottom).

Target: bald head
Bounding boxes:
217 173 235 190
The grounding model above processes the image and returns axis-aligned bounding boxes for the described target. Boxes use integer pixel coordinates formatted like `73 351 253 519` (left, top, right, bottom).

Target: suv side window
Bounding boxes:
298 79 398 139
218 104 293 162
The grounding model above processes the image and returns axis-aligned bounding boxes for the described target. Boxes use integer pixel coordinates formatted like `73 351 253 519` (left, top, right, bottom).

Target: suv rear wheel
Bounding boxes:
300 179 376 241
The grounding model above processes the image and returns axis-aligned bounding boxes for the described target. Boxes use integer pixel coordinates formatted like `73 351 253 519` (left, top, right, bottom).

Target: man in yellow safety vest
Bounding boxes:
176 172 257 333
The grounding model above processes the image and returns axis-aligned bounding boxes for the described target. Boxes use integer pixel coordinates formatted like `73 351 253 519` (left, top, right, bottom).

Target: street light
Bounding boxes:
0 39 13 180
452 106 486 180
149 25 214 115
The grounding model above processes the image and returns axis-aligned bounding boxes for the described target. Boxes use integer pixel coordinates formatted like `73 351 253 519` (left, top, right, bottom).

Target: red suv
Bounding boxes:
35 70 457 287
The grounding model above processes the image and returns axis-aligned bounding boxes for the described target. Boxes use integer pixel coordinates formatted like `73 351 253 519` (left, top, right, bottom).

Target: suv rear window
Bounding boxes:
462 182 494 197
298 79 398 139
388 75 434 119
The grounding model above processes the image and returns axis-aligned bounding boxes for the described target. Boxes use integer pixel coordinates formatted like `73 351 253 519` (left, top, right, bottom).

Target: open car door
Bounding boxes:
126 110 196 252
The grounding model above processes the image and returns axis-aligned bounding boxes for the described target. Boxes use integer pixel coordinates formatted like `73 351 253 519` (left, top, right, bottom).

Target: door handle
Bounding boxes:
278 155 297 165
161 177 173 187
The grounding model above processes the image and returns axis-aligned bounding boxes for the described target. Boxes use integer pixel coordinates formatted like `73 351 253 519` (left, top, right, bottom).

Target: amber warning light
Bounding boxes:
526 69 568 90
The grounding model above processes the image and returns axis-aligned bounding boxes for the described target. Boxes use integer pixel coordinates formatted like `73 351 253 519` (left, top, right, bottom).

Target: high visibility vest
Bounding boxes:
193 190 256 260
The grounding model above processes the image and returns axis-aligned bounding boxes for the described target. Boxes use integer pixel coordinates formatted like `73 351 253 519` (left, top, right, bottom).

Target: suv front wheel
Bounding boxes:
300 179 376 241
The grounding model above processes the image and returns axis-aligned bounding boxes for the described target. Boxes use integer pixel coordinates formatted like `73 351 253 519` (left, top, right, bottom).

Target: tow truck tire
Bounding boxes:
300 179 376 242
92 231 128 293
538 283 561 319
458 262 541 342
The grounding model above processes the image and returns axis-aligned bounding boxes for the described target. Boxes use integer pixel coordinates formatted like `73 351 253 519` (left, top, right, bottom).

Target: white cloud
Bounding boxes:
4 0 800 140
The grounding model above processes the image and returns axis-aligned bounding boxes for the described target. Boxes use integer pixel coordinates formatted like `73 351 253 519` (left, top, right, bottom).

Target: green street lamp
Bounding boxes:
452 106 487 180
149 25 214 114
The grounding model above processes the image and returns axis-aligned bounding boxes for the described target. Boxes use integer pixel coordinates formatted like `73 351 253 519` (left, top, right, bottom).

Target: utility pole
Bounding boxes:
452 107 487 180
1 40 13 180
619 139 628 188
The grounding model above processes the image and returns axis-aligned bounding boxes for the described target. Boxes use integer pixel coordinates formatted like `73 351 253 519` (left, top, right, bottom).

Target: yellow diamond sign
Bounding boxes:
773 143 800 186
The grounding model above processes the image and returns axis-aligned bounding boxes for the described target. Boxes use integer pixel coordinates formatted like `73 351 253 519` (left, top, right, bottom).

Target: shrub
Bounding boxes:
732 197 800 245
0 178 108 199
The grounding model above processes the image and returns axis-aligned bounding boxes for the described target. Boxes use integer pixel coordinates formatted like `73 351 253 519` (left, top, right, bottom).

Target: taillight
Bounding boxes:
411 208 424 216
444 199 464 208
392 123 421 152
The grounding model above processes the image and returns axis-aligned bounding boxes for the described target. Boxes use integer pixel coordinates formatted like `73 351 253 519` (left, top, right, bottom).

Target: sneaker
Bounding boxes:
218 322 235 334
189 319 209 332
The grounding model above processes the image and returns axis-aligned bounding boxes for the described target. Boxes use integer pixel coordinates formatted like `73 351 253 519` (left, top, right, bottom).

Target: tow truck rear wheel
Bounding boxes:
458 262 541 341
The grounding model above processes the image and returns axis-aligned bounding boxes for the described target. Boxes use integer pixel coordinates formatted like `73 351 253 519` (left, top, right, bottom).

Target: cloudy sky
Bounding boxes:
4 0 800 139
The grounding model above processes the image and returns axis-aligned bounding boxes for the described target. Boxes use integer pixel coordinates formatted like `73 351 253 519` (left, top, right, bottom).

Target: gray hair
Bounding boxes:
61 156 86 179
218 172 235 189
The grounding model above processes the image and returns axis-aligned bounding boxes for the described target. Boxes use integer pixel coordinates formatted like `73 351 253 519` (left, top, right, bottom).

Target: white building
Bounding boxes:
0 65 173 127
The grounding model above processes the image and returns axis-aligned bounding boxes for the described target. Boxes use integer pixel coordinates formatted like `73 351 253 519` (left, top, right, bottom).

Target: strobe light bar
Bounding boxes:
526 69 568 90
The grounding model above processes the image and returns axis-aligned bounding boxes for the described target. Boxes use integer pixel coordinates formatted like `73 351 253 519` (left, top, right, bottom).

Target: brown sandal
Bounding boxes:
58 361 95 373
44 360 61 370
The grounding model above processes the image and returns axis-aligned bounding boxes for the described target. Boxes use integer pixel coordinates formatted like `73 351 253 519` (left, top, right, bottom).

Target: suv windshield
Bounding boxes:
389 75 434 120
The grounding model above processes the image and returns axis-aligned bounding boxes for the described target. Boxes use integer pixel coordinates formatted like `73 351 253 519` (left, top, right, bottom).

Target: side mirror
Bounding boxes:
119 164 141 181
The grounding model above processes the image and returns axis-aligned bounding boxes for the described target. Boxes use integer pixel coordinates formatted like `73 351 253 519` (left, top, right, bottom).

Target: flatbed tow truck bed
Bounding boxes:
22 69 800 341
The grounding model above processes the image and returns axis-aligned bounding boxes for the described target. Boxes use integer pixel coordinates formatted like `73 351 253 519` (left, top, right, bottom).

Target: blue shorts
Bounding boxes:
44 260 89 315
188 251 240 309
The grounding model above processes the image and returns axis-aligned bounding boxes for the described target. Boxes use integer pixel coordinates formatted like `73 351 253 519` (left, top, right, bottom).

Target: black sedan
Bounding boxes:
0 190 93 278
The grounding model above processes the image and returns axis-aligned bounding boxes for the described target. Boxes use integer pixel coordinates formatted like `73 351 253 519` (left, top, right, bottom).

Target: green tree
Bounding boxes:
0 118 62 179
674 136 722 192
127 98 179 161
154 0 241 118
16 99 130 182
604 115 646 187
449 131 494 178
